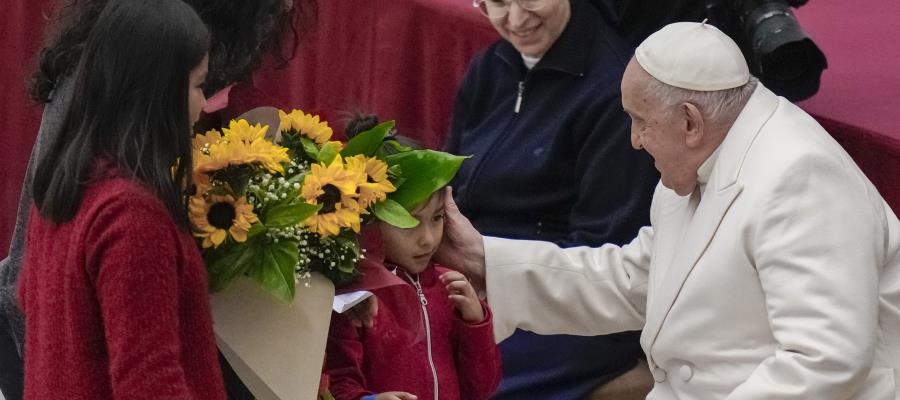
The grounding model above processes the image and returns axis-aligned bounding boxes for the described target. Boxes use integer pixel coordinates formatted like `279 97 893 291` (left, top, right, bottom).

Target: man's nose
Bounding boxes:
631 130 643 150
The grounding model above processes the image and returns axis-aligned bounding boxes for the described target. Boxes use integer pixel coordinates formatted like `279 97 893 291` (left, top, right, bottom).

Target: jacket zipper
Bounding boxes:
514 81 525 113
462 77 528 207
405 271 439 400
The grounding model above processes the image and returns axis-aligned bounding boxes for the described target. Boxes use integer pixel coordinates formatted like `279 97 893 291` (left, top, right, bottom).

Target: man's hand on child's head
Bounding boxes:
433 187 487 292
372 391 417 400
440 270 485 323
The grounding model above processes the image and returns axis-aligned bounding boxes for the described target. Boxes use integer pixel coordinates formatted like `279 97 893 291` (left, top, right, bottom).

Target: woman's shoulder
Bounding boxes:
83 174 173 227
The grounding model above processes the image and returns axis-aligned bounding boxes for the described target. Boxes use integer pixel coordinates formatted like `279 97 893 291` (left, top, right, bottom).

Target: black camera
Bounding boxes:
591 0 827 101
706 0 827 101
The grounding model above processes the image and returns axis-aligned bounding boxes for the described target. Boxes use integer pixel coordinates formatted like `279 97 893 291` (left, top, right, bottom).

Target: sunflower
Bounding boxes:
345 155 396 208
194 119 290 175
223 119 269 144
301 156 362 236
278 109 333 144
193 129 223 155
190 194 259 248
193 171 212 195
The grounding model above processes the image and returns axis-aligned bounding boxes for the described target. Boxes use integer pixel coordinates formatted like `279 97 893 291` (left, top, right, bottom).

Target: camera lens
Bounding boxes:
736 0 827 101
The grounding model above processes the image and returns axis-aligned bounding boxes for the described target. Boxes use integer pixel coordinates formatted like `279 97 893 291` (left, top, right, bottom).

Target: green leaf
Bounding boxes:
287 172 306 185
246 240 299 303
340 120 395 158
385 150 468 210
247 223 267 239
207 244 258 293
212 164 255 197
371 198 419 228
300 137 320 160
375 135 414 158
336 258 357 273
387 164 403 177
318 141 342 165
264 201 321 228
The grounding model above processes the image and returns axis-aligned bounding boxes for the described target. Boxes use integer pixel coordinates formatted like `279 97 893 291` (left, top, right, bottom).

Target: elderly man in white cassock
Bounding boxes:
436 21 900 399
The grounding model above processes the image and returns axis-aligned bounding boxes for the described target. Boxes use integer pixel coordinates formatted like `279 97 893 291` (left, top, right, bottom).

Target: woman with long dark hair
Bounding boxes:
0 0 315 398
18 0 223 398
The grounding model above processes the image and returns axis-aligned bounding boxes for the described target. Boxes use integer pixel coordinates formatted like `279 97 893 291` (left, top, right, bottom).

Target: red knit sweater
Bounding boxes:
325 263 502 400
18 169 226 399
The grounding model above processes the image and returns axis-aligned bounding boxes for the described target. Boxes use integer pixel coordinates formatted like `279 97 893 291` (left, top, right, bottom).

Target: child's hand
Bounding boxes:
440 271 485 323
346 295 378 328
372 391 417 400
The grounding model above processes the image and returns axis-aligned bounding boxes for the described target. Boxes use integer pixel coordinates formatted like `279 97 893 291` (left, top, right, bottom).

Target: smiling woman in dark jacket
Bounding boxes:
445 0 659 398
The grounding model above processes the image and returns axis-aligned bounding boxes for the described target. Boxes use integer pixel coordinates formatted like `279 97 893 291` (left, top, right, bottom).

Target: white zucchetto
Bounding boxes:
635 22 750 91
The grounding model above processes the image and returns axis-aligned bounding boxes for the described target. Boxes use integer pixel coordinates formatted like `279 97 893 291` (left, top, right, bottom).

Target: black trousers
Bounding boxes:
220 351 255 400
0 317 23 400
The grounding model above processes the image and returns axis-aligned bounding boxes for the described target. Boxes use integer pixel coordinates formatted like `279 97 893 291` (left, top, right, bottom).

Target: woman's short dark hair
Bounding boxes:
29 0 316 102
32 0 209 226
190 0 317 95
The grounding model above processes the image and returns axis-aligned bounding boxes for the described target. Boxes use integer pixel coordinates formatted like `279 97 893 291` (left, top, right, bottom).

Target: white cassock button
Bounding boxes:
679 365 693 382
653 367 667 383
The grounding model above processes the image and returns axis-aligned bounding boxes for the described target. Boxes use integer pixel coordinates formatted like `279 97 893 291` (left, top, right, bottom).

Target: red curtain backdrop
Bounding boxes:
2 0 898 259
796 1 900 212
252 0 497 149
1 0 56 260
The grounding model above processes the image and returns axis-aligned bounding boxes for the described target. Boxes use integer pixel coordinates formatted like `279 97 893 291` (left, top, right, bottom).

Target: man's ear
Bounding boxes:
682 102 705 149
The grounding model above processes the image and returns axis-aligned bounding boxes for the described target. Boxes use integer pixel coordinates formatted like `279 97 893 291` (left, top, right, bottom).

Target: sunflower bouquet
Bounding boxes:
189 109 464 302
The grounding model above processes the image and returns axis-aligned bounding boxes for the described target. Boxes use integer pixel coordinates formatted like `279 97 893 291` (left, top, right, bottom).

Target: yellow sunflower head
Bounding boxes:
222 119 269 144
304 200 362 236
190 194 259 248
300 156 362 236
278 109 333 144
345 155 396 208
194 124 290 176
193 129 223 155
192 130 223 172
193 172 212 195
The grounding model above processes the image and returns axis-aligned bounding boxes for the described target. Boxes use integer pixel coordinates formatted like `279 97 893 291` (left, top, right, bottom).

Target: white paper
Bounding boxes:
333 291 373 313
211 274 334 400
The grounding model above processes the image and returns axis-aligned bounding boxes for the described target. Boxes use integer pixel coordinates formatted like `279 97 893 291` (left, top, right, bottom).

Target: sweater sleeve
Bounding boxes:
453 301 502 400
89 196 193 399
560 89 658 248
324 312 374 400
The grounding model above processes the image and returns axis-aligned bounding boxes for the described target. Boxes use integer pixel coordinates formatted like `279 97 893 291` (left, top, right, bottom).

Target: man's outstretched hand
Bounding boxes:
433 187 487 293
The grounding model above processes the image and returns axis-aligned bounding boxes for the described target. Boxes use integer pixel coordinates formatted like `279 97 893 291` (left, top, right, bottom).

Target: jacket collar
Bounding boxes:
389 262 438 287
494 0 599 77
710 85 780 191
641 84 781 364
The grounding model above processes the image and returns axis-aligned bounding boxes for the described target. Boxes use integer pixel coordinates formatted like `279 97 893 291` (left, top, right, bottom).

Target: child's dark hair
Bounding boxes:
32 0 208 226
344 112 450 212
343 111 423 153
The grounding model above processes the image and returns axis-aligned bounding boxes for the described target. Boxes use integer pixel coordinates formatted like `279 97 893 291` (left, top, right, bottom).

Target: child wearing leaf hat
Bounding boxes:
323 115 501 400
